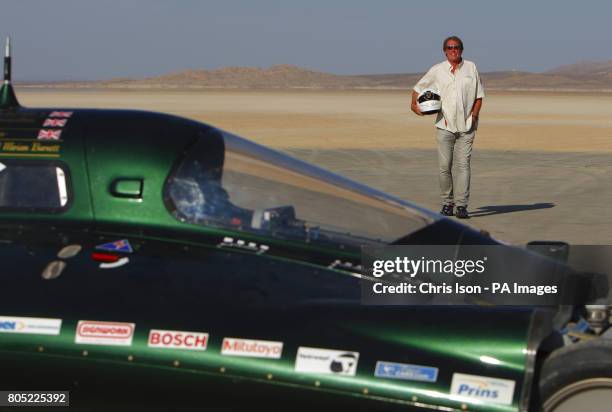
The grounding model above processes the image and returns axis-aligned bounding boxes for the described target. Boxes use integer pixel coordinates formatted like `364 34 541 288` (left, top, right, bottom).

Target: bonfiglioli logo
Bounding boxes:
0 316 62 335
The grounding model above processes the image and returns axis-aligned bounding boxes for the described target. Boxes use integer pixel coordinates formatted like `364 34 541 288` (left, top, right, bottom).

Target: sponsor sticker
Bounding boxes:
148 329 208 351
49 111 73 118
375 361 438 383
295 347 359 376
450 373 515 405
75 320 135 346
221 337 283 359
95 239 133 254
0 316 62 336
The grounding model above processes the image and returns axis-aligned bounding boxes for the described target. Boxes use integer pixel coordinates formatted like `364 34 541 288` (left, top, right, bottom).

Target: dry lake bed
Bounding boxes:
18 88 612 245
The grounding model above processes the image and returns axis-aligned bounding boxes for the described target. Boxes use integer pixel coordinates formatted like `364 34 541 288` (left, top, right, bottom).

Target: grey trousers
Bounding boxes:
436 128 476 207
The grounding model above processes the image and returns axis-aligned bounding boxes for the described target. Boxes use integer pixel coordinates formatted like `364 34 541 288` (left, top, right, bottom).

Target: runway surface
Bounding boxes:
287 148 612 246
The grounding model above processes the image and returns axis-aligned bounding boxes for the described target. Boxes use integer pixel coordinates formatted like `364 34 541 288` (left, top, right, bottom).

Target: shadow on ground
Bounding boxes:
470 203 555 217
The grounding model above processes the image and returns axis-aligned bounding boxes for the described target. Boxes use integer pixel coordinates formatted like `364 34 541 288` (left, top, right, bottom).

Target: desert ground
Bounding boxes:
18 89 612 245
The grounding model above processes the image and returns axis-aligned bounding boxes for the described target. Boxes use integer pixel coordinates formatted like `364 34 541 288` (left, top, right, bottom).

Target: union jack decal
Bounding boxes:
37 129 62 140
49 111 73 118
43 118 67 127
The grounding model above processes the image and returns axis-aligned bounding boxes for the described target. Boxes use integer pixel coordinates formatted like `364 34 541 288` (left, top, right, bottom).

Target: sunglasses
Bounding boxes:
446 45 462 51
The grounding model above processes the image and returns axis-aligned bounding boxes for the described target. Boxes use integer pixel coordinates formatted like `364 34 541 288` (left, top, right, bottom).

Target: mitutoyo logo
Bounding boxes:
221 337 283 359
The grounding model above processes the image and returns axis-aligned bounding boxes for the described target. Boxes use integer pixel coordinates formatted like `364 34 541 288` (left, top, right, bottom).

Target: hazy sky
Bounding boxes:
2 0 611 81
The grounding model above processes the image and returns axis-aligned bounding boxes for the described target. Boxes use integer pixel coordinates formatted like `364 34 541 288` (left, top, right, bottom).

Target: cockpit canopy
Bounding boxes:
165 128 433 248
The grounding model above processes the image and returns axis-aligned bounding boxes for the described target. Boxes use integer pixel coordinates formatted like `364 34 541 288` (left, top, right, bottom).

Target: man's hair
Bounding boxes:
443 36 464 51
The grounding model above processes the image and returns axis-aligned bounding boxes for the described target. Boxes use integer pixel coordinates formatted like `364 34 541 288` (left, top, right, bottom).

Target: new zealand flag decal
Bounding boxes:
95 239 133 254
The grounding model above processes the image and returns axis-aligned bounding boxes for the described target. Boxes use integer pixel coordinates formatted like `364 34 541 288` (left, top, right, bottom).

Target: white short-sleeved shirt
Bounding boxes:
413 59 485 133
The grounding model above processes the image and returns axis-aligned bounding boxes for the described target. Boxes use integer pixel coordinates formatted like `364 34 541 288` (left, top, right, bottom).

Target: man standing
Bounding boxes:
411 36 484 219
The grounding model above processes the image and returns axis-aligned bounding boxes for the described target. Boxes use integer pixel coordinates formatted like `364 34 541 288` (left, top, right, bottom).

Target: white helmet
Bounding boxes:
417 89 441 115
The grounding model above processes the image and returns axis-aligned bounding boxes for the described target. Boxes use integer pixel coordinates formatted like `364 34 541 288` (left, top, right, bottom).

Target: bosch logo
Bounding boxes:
148 329 209 351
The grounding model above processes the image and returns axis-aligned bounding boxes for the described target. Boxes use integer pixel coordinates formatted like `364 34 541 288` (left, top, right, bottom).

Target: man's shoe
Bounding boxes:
455 206 469 219
440 204 454 216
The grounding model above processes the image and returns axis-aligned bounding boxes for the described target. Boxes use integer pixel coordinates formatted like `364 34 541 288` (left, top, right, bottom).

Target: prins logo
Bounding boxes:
221 337 283 359
75 320 135 346
450 373 515 405
148 330 209 351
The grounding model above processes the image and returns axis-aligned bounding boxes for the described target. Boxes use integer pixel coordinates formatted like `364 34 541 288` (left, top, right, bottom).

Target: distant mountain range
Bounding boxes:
22 61 612 91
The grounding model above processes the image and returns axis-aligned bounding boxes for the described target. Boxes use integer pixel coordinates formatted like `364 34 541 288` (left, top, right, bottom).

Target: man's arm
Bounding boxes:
471 98 483 119
473 63 485 120
411 90 423 116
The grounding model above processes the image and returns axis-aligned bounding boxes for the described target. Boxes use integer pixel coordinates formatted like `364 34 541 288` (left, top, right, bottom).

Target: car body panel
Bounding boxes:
0 229 532 411
0 99 558 411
